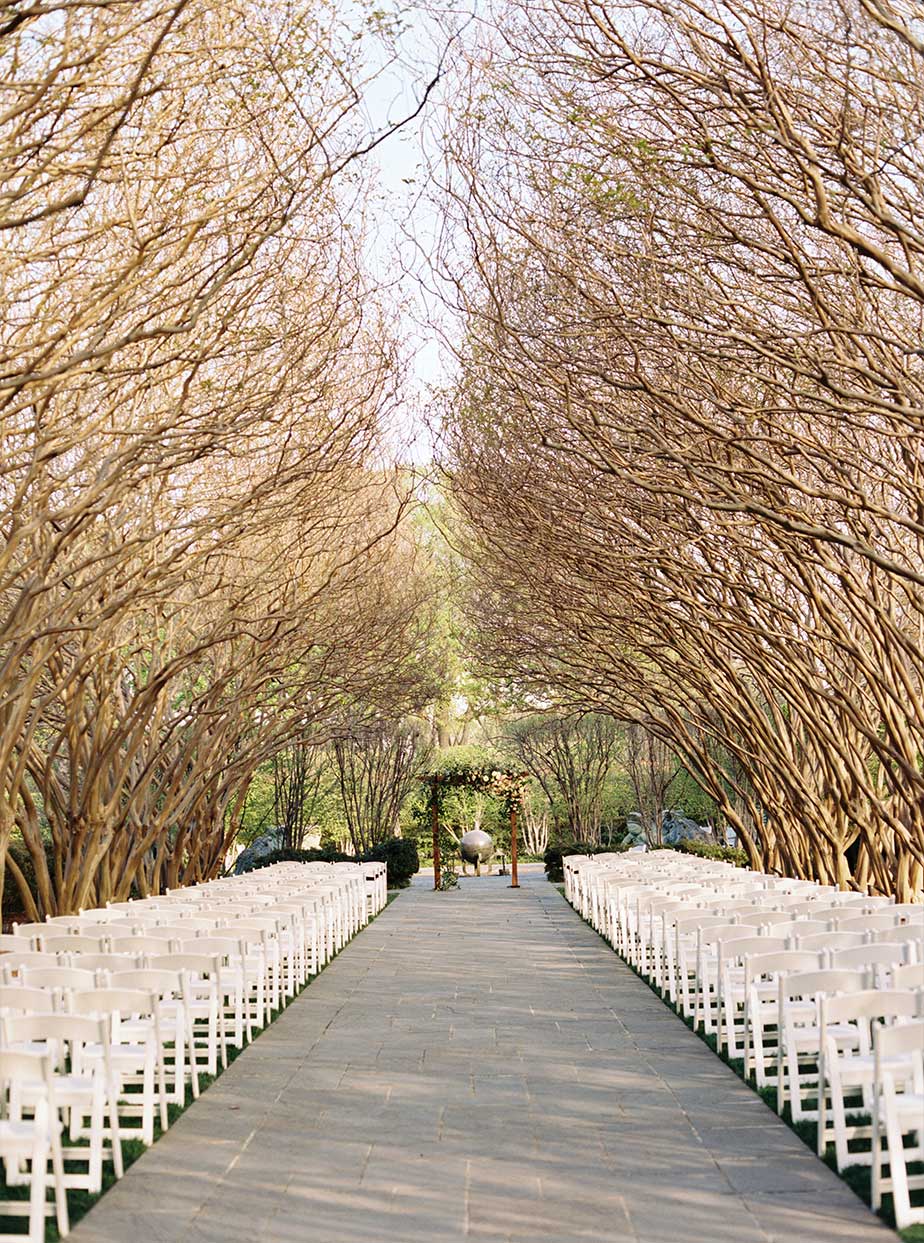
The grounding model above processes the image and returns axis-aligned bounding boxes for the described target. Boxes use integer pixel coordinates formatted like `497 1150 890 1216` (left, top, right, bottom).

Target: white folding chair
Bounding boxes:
818 989 918 1171
832 913 902 935
693 925 754 1033
2 1012 123 1195
37 935 112 956
266 901 318 982
793 930 866 955
0 1050 69 1242
2 954 68 982
69 988 168 1146
717 935 788 1057
109 936 181 958
216 919 283 1015
65 953 143 974
777 968 867 1120
891 962 924 993
19 967 98 997
180 936 259 1046
108 968 199 1103
828 942 913 983
147 953 226 1075
9 924 51 945
872 1019 924 1229
670 914 730 1013
0 987 57 1017
743 949 824 1086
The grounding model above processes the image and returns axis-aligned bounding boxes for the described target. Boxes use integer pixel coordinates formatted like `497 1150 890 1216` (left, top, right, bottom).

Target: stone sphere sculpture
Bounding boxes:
459 829 494 876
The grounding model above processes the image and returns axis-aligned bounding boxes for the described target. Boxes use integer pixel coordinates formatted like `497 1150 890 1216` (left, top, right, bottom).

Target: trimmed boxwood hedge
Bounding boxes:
669 837 748 867
362 838 419 888
543 842 621 883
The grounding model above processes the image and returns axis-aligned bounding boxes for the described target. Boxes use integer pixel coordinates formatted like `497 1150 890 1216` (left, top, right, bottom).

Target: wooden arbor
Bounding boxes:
422 763 531 891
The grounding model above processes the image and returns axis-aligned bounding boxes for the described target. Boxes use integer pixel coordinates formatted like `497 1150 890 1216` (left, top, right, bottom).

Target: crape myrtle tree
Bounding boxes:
624 724 685 848
437 0 924 897
332 718 433 855
272 743 336 853
519 789 551 857
8 458 440 917
504 714 620 846
0 0 444 918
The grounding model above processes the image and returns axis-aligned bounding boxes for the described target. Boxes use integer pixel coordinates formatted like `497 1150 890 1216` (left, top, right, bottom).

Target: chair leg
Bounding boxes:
884 1094 913 1230
142 1057 155 1145
185 1009 200 1099
108 1075 124 1179
871 1106 883 1211
28 1136 48 1243
88 1086 105 1194
787 1043 803 1118
816 1062 829 1158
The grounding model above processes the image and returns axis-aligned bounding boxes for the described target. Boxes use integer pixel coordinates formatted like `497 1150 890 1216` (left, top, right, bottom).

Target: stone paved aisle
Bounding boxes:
71 869 895 1243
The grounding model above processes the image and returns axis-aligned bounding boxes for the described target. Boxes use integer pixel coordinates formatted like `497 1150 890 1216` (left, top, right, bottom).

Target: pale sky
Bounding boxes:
355 5 471 464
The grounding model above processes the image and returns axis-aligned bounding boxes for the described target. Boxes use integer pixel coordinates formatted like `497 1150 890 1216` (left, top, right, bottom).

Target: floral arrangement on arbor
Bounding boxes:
421 752 531 812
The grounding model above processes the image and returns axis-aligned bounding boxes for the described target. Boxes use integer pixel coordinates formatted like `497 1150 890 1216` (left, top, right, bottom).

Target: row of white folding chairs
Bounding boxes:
0 974 202 1237
178 860 384 954
12 918 290 1029
677 914 923 1036
628 888 911 981
565 852 745 927
564 851 910 951
610 873 902 964
182 867 363 954
570 857 919 1009
0 981 172 1240
4 941 271 1064
751 965 924 1228
0 861 382 1238
575 859 922 1063
6 861 383 1071
6 904 319 1054
565 854 924 1228
198 860 385 934
78 861 368 961
777 970 924 1228
13 865 368 992
99 880 335 964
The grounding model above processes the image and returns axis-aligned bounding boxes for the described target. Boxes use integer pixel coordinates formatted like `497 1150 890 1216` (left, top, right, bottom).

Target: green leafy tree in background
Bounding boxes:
414 488 508 750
